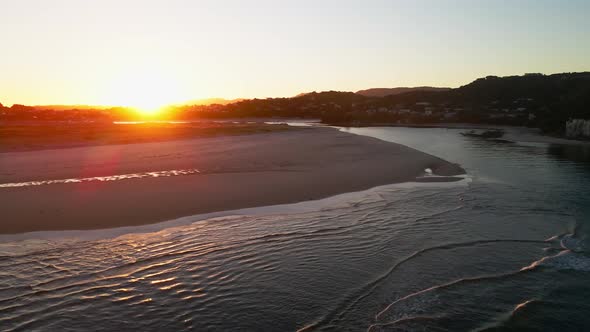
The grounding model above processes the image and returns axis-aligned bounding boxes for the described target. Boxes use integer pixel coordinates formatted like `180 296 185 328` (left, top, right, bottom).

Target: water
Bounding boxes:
1 127 590 331
0 169 201 188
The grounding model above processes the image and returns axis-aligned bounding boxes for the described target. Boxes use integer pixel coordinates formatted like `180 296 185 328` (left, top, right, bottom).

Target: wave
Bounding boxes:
471 299 541 332
0 178 470 244
375 265 538 321
296 238 545 331
0 169 201 188
524 250 590 272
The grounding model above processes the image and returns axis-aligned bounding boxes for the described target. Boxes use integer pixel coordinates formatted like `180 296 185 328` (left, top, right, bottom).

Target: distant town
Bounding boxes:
2 72 590 138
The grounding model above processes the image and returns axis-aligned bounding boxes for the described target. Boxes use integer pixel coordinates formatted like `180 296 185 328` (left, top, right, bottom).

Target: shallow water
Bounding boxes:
1 127 589 331
0 169 201 188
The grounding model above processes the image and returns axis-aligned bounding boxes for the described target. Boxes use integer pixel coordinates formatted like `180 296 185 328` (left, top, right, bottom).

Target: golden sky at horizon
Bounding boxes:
1 0 589 108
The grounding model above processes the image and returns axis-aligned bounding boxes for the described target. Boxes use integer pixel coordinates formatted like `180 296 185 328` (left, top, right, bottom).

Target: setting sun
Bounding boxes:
2 1 590 331
99 66 189 113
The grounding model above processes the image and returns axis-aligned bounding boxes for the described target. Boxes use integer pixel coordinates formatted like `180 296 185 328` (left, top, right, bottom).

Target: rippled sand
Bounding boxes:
0 179 584 331
1 126 590 331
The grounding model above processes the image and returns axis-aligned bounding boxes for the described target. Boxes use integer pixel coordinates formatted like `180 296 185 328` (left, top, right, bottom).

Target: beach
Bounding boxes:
2 125 588 331
0 125 463 234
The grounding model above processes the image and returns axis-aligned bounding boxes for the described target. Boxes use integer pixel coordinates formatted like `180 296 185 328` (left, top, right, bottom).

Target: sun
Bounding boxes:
130 95 171 116
100 67 189 115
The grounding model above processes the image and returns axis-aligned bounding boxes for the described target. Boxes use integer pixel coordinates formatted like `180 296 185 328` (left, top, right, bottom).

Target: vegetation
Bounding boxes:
355 87 450 97
2 72 589 135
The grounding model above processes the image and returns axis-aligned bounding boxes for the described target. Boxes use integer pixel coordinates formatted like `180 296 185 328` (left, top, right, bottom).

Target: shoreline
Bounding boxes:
0 178 469 243
328 122 590 146
0 126 464 234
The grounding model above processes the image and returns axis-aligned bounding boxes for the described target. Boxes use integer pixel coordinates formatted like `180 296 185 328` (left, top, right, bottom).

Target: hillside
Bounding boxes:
356 87 450 97
183 98 245 106
2 72 590 134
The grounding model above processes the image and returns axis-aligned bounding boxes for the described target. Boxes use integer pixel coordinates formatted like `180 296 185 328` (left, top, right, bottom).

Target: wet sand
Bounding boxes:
0 122 292 152
0 126 464 234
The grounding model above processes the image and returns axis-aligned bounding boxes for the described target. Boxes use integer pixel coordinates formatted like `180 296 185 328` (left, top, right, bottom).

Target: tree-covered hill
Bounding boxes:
2 72 589 134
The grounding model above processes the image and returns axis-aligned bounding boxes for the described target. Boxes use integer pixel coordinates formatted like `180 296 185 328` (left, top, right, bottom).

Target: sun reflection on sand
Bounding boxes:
0 169 201 188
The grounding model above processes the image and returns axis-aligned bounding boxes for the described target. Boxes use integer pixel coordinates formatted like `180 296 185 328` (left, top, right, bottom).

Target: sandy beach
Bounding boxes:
0 126 463 234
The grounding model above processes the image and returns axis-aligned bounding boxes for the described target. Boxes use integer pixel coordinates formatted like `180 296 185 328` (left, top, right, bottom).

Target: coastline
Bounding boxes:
0 126 464 234
0 179 470 243
329 122 590 146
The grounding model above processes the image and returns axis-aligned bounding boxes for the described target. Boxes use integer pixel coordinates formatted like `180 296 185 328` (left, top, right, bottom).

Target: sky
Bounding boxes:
1 0 589 107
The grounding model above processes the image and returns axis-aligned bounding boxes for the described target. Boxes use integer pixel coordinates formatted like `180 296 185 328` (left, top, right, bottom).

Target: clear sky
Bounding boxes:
1 0 589 107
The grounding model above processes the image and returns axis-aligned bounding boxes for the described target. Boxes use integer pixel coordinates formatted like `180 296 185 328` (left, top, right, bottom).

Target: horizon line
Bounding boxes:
2 70 589 108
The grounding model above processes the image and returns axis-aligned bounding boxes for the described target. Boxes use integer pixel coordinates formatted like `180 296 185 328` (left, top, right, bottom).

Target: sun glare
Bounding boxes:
100 67 188 115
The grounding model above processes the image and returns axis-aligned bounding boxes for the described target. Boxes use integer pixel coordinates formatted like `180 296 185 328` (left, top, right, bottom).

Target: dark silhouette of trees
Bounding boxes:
2 72 589 134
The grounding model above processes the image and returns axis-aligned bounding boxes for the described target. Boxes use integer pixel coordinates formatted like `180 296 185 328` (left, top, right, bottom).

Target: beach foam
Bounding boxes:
0 177 470 243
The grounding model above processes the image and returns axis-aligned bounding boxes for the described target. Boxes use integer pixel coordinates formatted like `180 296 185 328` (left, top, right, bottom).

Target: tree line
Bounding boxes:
2 72 589 134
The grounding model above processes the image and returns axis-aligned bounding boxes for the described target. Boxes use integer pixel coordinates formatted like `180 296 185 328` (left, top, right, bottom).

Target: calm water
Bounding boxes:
1 127 590 331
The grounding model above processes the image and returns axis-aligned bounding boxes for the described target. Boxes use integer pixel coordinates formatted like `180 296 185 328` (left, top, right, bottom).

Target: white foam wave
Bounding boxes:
0 178 470 243
560 233 586 252
0 169 201 188
524 250 590 272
